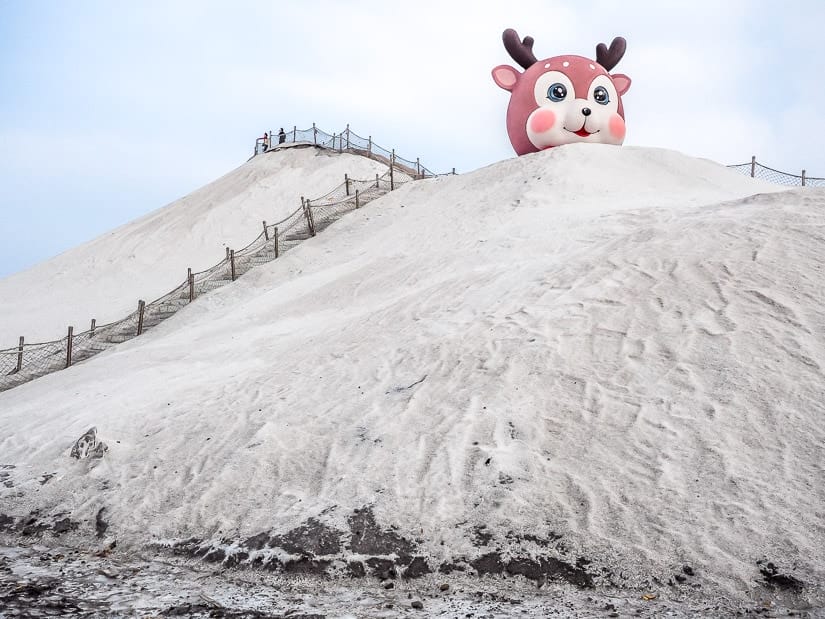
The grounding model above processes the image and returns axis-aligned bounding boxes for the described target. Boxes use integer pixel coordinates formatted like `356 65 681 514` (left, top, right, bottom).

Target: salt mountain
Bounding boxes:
0 144 823 607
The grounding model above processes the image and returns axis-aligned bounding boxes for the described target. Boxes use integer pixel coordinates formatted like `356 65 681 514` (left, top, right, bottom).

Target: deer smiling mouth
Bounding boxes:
565 126 600 138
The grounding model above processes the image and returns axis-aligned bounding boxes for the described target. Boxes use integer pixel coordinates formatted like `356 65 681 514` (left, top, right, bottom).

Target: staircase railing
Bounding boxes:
0 136 428 392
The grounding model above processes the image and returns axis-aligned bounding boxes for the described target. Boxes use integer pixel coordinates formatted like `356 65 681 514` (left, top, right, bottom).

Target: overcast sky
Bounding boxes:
1 0 823 278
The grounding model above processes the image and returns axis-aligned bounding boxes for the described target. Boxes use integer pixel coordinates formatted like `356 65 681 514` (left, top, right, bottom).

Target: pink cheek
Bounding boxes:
609 114 626 140
530 109 556 134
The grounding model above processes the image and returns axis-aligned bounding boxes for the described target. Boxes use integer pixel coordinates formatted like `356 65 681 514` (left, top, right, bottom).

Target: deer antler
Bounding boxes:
595 37 626 71
503 29 537 70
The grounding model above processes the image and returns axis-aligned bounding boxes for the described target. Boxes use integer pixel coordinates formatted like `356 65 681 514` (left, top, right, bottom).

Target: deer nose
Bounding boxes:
582 107 592 116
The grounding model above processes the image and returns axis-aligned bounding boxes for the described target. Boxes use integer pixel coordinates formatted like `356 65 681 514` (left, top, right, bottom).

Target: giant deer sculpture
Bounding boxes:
492 29 631 155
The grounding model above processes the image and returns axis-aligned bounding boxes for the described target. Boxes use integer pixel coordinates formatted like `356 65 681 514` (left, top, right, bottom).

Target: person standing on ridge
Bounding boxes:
278 128 286 144
262 132 270 151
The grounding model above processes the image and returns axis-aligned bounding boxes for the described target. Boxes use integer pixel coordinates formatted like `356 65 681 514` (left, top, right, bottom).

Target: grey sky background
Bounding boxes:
1 0 823 279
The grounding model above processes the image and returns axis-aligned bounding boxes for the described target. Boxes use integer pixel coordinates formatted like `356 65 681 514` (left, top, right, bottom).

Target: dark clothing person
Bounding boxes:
278 128 286 144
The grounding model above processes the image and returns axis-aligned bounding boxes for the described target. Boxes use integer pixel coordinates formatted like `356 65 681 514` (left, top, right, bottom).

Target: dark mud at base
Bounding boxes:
161 508 596 589
1 545 821 618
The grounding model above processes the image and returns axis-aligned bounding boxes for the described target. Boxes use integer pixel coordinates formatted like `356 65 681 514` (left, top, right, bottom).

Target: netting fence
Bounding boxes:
727 157 825 188
255 124 451 178
4 135 818 393
1 126 437 393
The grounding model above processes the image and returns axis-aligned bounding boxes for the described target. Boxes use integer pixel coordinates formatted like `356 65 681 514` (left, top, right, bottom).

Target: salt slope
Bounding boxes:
0 146 388 346
2 145 823 603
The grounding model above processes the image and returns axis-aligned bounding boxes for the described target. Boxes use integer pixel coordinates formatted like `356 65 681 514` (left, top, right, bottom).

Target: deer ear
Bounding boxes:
612 74 631 95
492 65 519 91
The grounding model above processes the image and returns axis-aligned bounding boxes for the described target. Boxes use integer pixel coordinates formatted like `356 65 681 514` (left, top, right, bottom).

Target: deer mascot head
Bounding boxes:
492 29 631 155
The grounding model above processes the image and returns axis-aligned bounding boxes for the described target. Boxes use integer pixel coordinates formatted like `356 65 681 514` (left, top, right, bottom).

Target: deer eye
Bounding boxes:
547 83 567 102
593 86 610 105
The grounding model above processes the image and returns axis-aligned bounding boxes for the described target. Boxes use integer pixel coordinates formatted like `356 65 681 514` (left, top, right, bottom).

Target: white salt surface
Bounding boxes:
0 147 388 346
1 144 824 608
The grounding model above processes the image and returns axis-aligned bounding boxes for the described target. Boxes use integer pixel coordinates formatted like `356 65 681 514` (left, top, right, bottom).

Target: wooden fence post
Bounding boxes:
293 125 296 141
452 167 456 175
274 226 279 258
230 250 236 281
90 319 96 335
416 157 421 178
301 197 306 231
375 173 379 188
346 124 350 149
368 136 372 158
137 301 145 335
355 189 360 208
263 220 269 241
65 327 74 368
802 170 806 186
751 156 756 178
225 247 230 260
313 123 317 145
304 199 316 236
16 336 23 373
345 174 350 195
390 150 395 190
188 268 195 302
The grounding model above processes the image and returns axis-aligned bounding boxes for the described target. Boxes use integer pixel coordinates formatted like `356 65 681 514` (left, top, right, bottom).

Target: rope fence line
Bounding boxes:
0 126 445 393
254 124 456 178
727 156 825 187
1 134 818 393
